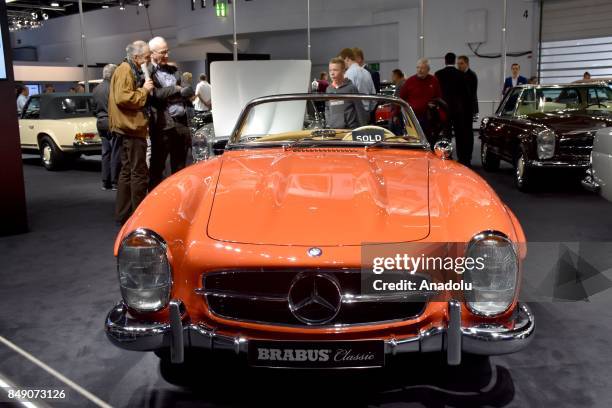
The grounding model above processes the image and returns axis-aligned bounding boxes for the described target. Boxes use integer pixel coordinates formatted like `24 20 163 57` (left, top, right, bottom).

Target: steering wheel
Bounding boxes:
342 125 396 141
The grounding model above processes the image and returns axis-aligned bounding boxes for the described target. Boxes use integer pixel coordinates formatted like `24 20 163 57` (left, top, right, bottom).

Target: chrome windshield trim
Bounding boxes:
228 93 426 146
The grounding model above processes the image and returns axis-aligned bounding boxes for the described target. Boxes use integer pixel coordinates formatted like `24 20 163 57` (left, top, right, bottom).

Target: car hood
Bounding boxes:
528 112 612 136
207 149 430 246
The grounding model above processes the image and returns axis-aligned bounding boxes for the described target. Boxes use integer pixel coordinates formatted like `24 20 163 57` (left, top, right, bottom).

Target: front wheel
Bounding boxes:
515 152 534 191
480 142 500 171
39 136 64 171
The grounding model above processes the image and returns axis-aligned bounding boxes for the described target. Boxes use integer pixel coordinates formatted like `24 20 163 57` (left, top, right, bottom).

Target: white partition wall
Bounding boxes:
210 60 311 137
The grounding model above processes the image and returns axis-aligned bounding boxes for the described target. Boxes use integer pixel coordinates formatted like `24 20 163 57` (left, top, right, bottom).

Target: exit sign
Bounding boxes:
367 62 380 72
215 0 227 17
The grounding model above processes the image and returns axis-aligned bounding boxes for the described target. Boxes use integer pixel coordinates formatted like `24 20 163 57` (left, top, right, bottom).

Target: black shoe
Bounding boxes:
102 183 112 191
111 184 118 191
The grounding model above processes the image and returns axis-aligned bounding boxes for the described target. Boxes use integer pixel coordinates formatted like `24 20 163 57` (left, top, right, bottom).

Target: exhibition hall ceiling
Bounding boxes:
5 0 148 30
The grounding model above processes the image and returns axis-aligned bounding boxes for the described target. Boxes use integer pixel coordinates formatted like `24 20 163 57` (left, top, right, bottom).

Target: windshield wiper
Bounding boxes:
284 137 327 149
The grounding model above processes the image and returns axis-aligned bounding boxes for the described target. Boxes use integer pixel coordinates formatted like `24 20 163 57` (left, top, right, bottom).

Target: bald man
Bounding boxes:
147 36 195 190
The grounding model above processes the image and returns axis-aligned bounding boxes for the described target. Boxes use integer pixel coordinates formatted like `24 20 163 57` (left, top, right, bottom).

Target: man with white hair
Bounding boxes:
399 58 442 146
93 63 120 190
109 40 154 224
147 36 194 190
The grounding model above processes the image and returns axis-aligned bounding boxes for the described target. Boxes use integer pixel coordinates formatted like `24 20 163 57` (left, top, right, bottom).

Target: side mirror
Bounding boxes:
434 139 453 160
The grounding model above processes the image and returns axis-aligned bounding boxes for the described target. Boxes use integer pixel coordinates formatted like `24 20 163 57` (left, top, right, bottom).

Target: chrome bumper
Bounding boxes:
582 168 601 192
527 159 589 168
105 300 535 366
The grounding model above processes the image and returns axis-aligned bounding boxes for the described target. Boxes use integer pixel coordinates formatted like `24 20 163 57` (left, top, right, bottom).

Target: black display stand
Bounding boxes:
0 1 28 235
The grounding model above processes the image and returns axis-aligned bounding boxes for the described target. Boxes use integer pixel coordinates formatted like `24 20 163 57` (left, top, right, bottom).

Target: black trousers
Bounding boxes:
455 114 474 166
100 130 122 187
149 123 190 190
441 111 472 166
115 135 148 224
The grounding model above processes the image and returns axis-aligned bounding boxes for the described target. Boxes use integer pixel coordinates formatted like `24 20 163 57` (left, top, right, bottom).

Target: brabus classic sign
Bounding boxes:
248 340 385 368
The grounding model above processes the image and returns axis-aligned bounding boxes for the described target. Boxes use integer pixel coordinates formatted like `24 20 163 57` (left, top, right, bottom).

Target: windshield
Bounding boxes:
516 86 612 116
228 95 425 148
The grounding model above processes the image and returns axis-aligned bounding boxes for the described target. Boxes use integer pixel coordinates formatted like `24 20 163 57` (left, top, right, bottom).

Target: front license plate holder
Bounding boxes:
248 340 385 368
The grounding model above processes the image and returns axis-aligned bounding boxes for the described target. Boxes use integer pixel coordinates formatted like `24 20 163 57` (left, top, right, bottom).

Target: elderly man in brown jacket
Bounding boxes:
109 40 154 224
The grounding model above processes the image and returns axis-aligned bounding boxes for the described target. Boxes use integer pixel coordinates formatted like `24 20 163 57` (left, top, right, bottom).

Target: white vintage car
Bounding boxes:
19 93 101 170
583 127 612 201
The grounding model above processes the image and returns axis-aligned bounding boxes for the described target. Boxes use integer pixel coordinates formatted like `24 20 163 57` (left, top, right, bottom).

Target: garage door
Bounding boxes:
540 0 612 83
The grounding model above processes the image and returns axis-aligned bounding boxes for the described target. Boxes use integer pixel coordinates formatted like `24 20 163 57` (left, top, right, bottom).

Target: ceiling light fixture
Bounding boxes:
51 2 60 6
138 1 144 6
102 5 109 8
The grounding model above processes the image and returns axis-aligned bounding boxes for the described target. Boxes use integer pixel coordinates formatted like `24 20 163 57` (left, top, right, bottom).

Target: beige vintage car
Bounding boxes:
19 93 101 170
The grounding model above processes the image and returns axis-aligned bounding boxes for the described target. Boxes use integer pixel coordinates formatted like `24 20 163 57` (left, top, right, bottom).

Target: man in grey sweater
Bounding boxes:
325 57 368 129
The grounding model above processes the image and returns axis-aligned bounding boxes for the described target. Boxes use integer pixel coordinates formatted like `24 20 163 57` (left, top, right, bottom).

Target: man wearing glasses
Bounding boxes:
147 36 194 190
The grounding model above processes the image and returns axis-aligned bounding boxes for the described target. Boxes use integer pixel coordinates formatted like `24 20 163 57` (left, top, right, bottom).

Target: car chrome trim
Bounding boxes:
169 300 184 364
72 141 102 147
582 167 601 192
434 139 453 159
287 272 342 325
446 299 462 365
197 289 287 303
105 300 535 363
526 160 589 168
197 288 427 304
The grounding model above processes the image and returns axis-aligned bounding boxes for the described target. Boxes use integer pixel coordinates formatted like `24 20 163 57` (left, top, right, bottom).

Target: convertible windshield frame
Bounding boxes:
226 93 428 148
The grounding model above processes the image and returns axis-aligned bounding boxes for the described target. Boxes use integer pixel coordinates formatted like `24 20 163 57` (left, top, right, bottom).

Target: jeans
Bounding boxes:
100 130 122 187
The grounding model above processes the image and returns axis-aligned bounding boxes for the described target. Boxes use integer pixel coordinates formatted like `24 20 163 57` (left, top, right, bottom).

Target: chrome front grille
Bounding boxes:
558 134 593 156
198 269 427 327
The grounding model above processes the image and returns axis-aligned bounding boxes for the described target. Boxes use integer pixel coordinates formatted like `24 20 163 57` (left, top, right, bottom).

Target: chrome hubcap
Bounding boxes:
42 145 52 165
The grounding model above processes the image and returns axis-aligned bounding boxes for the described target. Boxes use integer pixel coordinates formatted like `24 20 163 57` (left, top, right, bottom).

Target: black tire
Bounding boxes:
514 151 534 191
39 135 64 171
480 142 500 171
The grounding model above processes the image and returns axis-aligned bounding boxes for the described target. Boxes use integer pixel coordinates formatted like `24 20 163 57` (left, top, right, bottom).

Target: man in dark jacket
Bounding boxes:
457 55 478 117
435 52 472 166
502 63 528 95
148 36 195 190
92 63 119 190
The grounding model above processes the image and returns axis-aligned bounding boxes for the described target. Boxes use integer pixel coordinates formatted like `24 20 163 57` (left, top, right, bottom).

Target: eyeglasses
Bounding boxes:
154 49 169 55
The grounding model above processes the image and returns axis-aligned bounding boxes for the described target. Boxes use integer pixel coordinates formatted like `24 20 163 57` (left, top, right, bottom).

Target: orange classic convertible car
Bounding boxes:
105 94 534 369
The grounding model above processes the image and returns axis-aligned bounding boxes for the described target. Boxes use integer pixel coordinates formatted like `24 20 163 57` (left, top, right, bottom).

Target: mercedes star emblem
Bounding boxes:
307 247 323 257
288 273 342 325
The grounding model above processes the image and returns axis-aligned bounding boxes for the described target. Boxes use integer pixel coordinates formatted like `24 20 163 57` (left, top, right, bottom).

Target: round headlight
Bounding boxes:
118 229 172 312
464 231 518 316
537 129 555 160
192 124 213 162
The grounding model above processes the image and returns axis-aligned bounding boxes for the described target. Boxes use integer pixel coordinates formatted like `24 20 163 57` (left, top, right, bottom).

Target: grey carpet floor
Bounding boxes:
1 140 612 408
